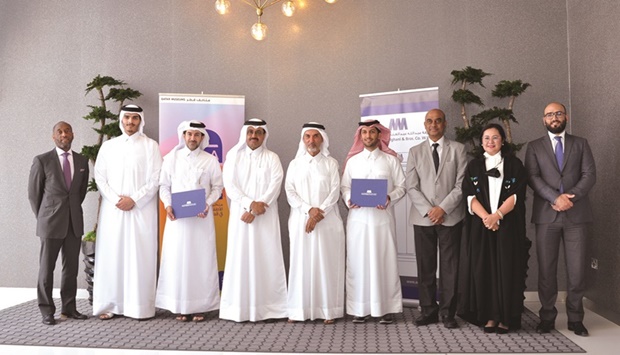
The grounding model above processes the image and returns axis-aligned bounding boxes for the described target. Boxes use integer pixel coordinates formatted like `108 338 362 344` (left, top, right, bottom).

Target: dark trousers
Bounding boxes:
414 222 462 318
37 223 81 316
536 214 587 323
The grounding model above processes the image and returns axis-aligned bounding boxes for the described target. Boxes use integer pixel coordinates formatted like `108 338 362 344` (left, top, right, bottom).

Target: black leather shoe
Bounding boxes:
536 320 554 334
568 321 589 336
352 315 369 323
414 313 438 326
496 326 509 334
42 314 56 325
442 316 458 329
483 325 496 333
379 314 394 324
61 311 88 320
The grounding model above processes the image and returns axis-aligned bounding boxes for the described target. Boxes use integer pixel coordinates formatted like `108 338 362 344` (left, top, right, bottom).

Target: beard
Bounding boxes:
124 124 137 134
306 144 320 154
54 138 72 150
545 119 567 134
363 137 379 148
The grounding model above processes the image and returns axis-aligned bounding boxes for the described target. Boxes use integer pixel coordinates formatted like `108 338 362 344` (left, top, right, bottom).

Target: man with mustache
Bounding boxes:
285 123 345 324
92 104 162 321
341 120 406 324
220 118 287 322
156 121 223 322
525 102 596 336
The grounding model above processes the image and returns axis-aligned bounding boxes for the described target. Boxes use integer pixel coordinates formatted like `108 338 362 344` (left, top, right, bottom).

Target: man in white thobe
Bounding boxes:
285 122 345 324
156 121 223 322
341 120 406 324
93 104 162 320
220 118 287 322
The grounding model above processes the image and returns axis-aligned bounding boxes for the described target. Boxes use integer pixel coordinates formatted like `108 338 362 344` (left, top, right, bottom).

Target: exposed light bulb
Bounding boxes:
251 22 268 41
281 0 295 17
215 0 230 15
325 0 337 3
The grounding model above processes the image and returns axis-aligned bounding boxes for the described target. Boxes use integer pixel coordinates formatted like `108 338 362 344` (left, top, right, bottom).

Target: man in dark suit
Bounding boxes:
406 109 467 329
525 102 596 336
28 121 89 325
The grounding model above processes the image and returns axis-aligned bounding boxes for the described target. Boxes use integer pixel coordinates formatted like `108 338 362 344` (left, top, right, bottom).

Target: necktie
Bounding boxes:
432 143 439 173
62 152 72 189
554 136 563 192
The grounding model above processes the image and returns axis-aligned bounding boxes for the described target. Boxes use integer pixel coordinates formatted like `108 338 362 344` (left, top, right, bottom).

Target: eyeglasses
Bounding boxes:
544 111 565 119
482 135 501 142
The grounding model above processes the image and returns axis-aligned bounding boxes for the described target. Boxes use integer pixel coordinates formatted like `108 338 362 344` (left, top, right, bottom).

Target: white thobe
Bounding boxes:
220 145 287 322
341 148 406 317
155 147 223 315
92 133 162 319
285 153 345 321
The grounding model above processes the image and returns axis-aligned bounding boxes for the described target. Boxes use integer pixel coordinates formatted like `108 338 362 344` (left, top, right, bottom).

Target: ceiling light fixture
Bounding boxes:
215 0 337 41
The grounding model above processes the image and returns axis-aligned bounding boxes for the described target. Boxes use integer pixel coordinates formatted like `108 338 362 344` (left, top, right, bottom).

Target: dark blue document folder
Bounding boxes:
171 188 206 219
351 178 388 207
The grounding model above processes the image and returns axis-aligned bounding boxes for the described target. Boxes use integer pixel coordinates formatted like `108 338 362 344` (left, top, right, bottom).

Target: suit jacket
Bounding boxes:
525 133 596 224
28 149 89 239
406 138 467 227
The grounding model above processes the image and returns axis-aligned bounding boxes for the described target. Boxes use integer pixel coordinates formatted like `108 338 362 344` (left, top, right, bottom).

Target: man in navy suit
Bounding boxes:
525 102 596 336
28 121 89 325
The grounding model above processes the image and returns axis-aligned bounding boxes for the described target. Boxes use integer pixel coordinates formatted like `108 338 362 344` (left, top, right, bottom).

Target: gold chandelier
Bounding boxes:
215 0 338 41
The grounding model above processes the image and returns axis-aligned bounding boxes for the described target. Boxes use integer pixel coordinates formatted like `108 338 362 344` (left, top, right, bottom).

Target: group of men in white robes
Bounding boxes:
90 107 405 325
92 107 224 322
219 118 404 324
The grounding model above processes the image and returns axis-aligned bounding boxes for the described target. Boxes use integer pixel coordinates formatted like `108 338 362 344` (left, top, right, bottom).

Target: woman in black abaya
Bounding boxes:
457 123 530 334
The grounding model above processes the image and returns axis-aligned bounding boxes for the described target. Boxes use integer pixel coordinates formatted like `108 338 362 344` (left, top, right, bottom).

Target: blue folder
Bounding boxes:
171 188 206 219
350 178 388 207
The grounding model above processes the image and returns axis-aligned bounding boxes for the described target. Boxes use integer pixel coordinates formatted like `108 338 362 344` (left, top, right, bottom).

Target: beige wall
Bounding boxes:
567 0 620 319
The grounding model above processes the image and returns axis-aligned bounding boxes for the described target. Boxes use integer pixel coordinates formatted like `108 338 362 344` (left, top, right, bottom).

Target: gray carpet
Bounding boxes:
0 299 584 353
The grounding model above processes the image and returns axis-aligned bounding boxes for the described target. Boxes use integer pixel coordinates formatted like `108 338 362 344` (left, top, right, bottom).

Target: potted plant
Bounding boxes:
80 75 142 304
450 66 530 155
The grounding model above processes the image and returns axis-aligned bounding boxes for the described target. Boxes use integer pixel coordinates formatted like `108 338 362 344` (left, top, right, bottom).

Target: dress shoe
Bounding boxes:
536 320 554 334
352 315 369 323
414 313 438 326
483 325 496 333
379 314 394 324
42 314 56 325
496 326 509 334
442 316 458 329
568 321 589 336
61 311 88 320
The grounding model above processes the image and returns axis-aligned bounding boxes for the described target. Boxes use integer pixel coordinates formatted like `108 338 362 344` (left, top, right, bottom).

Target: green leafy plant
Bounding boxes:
81 75 142 241
450 67 530 155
